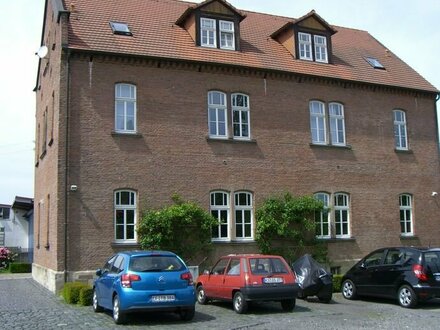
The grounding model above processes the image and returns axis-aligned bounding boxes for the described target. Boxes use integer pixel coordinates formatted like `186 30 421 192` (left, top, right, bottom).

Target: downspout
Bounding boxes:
64 48 71 284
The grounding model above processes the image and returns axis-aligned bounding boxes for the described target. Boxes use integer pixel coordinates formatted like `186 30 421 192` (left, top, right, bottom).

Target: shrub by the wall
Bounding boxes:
63 282 89 304
78 286 93 306
332 274 343 292
9 263 32 273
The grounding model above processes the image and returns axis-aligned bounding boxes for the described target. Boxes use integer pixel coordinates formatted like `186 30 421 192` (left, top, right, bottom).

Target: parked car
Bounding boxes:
92 250 196 324
195 254 298 313
341 247 440 308
292 254 333 303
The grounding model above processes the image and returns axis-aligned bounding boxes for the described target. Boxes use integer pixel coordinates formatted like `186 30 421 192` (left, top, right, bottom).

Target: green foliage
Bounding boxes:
255 192 325 262
78 286 93 306
332 274 343 292
137 195 218 263
9 263 32 273
62 282 90 304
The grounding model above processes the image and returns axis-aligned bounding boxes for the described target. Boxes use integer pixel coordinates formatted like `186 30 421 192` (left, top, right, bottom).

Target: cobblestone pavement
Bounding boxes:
1 275 440 329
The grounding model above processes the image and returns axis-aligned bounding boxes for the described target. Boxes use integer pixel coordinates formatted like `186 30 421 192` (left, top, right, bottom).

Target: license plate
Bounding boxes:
263 277 283 284
151 295 176 302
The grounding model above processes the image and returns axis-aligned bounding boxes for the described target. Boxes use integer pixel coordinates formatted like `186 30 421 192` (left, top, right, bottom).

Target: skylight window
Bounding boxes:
110 21 132 36
365 57 385 70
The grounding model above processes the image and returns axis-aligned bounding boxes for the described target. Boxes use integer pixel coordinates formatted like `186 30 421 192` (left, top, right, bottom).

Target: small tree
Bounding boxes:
137 195 218 264
255 193 325 263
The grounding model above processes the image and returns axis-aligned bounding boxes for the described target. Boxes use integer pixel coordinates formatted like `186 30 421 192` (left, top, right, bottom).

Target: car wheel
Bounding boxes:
113 294 127 324
180 306 195 321
92 288 103 313
342 279 357 300
233 291 248 314
281 298 296 312
398 285 418 308
196 285 209 305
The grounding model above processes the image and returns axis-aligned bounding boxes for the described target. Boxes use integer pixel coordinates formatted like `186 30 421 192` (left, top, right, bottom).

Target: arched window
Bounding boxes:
334 193 350 238
232 93 250 139
309 100 326 144
314 192 330 238
399 194 413 236
210 191 230 240
114 190 136 241
115 83 136 133
208 91 227 138
329 103 345 145
393 110 408 150
234 191 253 240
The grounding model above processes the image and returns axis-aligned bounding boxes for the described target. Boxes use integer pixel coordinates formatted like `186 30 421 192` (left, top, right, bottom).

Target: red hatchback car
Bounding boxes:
195 254 298 313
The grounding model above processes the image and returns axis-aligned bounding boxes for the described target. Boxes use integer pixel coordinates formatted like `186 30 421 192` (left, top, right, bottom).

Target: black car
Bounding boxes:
341 247 440 308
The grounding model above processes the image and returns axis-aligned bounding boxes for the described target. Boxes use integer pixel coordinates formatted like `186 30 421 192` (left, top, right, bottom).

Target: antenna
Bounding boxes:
36 45 49 59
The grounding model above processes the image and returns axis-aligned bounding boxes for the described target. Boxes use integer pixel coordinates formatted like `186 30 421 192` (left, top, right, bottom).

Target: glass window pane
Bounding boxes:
126 225 135 239
116 210 124 224
116 225 124 239
126 210 135 224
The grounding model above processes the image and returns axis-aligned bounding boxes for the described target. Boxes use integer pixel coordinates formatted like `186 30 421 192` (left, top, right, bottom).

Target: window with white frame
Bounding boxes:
114 190 136 241
115 83 136 133
220 20 235 50
329 103 346 145
210 191 230 240
310 101 346 146
399 194 413 236
234 192 253 240
314 35 328 63
334 193 350 238
314 193 330 238
310 101 326 144
393 110 408 150
232 93 250 139
200 18 216 48
208 91 228 138
298 32 312 60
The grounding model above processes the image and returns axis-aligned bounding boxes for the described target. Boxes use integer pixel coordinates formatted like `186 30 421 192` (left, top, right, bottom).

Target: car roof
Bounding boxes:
372 247 440 253
118 250 177 257
224 254 285 258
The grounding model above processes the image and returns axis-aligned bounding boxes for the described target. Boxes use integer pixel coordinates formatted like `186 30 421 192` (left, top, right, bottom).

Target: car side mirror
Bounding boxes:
203 269 210 275
359 262 366 269
96 269 103 277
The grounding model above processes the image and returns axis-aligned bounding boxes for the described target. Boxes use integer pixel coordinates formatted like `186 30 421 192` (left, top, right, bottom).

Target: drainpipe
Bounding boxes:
64 48 71 284
436 93 440 154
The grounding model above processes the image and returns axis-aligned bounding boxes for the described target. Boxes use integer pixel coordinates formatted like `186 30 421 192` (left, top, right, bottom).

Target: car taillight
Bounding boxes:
121 274 141 288
413 264 428 282
181 272 193 286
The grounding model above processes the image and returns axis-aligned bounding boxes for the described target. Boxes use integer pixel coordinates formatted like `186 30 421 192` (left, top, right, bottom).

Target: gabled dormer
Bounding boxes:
272 10 337 64
176 0 246 51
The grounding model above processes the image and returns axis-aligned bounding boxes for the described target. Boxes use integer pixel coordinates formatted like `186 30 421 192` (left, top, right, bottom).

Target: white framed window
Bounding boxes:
314 35 328 63
399 194 413 236
234 192 253 240
114 190 136 242
115 83 136 133
210 191 230 240
220 20 235 50
208 91 228 138
393 110 408 150
329 103 345 145
310 101 327 144
232 93 250 139
201 18 217 48
298 32 312 60
334 193 350 238
314 193 330 239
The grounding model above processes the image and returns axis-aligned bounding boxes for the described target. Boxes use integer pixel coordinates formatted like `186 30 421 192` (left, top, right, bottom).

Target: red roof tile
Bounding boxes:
62 0 437 93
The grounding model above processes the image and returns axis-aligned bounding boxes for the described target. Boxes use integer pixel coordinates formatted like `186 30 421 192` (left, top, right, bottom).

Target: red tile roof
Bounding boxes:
62 0 437 93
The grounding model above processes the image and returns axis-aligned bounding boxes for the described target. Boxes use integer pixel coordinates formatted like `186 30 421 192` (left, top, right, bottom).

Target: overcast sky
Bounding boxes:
0 0 439 204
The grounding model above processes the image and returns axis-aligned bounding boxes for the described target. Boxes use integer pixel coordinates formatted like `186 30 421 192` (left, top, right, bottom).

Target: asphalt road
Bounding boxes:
1 274 440 329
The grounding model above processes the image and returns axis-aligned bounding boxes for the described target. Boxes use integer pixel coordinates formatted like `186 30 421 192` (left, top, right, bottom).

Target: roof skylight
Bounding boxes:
365 57 385 70
110 21 132 36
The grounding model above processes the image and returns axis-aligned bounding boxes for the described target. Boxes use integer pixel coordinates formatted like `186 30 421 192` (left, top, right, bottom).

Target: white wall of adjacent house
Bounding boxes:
0 209 29 251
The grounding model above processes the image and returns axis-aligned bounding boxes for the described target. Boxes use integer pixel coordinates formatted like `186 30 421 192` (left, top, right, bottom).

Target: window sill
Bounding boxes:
310 143 352 150
316 237 356 243
111 131 143 138
394 149 413 154
212 239 256 244
111 241 141 248
207 137 257 144
400 235 418 240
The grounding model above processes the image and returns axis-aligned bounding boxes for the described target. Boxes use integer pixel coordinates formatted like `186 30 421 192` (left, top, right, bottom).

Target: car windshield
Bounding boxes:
249 258 288 275
129 255 185 272
424 251 440 272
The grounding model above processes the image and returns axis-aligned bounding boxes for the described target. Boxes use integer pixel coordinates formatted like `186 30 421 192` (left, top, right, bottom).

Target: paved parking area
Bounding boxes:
1 275 440 329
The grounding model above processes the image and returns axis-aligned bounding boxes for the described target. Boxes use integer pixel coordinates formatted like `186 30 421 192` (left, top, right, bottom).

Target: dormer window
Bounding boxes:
314 35 328 63
298 32 312 60
298 32 328 63
200 17 236 50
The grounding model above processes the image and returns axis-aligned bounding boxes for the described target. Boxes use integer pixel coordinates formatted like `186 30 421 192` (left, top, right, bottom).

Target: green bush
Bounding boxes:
63 282 90 304
78 286 93 306
332 274 343 292
9 263 31 273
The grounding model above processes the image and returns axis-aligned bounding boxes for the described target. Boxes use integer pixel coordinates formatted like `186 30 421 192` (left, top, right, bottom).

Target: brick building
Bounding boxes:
34 0 440 292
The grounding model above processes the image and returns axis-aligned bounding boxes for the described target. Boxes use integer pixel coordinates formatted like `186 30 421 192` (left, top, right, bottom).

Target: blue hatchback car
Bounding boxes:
92 250 196 324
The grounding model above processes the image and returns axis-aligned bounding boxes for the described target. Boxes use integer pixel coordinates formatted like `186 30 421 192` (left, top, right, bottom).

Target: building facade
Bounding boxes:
34 0 440 292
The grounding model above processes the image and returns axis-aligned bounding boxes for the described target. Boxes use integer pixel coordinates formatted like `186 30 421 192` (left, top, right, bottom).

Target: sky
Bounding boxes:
0 0 439 205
